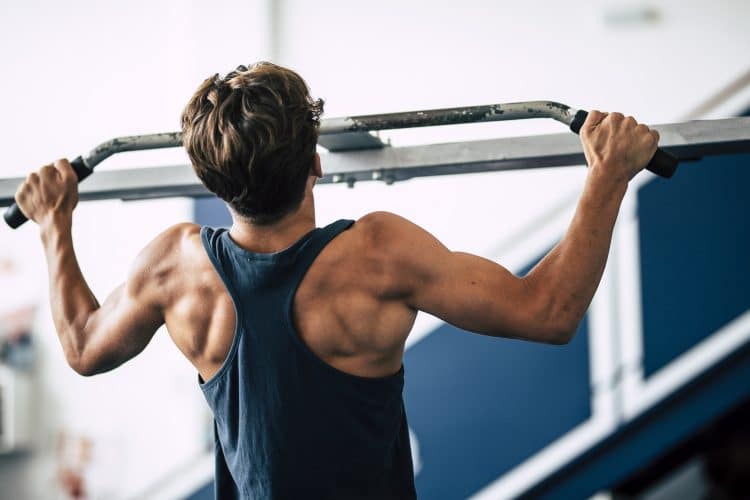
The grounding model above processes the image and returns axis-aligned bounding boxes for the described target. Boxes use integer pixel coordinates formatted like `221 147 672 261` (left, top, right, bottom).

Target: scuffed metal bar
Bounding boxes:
1 117 748 206
321 101 579 134
54 101 581 172
84 132 183 167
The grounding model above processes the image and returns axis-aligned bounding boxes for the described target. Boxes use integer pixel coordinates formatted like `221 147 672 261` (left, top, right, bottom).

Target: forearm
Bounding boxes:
526 168 628 335
40 214 99 364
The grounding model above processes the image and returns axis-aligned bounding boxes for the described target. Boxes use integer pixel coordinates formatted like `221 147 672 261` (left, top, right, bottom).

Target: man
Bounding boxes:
14 62 659 499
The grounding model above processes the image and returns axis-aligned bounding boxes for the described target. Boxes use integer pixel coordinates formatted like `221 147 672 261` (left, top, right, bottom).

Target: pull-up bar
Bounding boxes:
2 101 682 228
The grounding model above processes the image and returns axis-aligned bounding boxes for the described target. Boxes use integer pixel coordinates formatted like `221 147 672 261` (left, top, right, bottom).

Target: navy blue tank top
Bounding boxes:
199 219 416 499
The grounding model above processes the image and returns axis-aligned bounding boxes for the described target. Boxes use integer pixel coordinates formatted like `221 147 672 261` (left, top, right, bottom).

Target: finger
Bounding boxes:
26 172 40 184
54 158 77 183
624 115 637 128
13 186 31 219
635 123 650 133
609 112 625 123
40 164 58 181
651 129 660 143
584 110 608 130
16 177 30 202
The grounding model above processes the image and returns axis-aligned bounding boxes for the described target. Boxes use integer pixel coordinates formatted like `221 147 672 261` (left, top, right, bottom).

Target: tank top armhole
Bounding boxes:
198 226 242 390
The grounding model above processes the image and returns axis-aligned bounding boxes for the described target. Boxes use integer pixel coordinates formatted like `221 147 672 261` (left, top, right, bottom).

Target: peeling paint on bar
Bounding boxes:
84 132 184 167
322 101 578 135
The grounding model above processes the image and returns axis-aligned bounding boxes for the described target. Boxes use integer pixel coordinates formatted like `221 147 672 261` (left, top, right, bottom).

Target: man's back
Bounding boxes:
161 212 417 384
177 218 416 498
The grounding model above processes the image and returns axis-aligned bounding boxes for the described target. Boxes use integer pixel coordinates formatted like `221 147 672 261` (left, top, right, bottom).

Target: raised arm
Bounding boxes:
374 111 659 344
14 159 182 375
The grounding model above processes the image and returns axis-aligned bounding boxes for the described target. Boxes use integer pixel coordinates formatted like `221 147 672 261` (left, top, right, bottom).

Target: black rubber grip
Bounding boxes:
4 156 92 229
570 110 678 179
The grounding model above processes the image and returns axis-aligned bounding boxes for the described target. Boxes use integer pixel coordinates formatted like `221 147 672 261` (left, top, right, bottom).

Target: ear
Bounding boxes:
312 152 323 178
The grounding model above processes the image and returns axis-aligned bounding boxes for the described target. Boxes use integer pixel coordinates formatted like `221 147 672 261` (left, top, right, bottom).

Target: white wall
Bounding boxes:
280 0 750 258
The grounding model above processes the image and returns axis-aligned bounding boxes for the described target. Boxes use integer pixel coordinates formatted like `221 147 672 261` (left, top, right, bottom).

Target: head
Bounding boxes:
181 62 324 225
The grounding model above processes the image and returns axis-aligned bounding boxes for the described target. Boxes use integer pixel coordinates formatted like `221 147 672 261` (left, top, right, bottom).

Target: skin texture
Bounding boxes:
15 111 659 381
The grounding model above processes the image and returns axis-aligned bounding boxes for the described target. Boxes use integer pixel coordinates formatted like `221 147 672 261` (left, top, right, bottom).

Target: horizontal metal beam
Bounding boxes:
1 117 748 206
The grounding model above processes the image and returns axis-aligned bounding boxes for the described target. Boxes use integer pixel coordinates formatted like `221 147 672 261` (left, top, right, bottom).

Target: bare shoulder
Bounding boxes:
131 223 201 270
353 211 422 250
128 223 202 304
345 212 447 299
353 211 447 258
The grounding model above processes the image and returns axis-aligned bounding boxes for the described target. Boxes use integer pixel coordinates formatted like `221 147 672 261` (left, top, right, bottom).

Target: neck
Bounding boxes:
228 199 316 254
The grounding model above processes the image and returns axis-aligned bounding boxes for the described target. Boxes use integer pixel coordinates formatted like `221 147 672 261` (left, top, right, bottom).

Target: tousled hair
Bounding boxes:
181 62 324 224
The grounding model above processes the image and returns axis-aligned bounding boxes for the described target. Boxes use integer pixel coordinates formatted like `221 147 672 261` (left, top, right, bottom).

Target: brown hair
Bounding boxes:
181 62 324 224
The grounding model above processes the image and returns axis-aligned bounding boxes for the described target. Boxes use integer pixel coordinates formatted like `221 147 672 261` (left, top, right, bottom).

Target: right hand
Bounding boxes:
580 110 660 183
15 158 79 229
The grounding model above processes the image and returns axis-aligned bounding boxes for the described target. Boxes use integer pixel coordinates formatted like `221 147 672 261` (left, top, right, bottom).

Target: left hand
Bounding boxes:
14 159 79 227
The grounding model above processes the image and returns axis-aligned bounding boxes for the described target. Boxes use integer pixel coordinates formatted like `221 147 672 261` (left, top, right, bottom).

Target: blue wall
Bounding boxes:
638 152 750 377
185 482 213 500
524 126 750 498
404 325 590 499
403 255 591 499
193 197 231 228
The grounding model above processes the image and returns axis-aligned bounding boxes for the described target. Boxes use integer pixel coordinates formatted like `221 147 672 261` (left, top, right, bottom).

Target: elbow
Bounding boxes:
546 306 585 344
61 324 98 376
519 277 579 345
65 347 99 377
68 356 97 377
510 313 578 345
530 290 583 344
538 303 582 344
545 323 578 345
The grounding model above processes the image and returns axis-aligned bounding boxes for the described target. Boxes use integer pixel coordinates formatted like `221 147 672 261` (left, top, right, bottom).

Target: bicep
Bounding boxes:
382 215 561 343
409 251 530 336
72 225 191 375
78 280 163 374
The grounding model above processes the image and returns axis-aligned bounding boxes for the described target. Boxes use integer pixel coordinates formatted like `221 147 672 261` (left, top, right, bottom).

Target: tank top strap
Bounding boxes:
287 218 355 289
200 225 242 299
285 217 353 302
200 219 354 306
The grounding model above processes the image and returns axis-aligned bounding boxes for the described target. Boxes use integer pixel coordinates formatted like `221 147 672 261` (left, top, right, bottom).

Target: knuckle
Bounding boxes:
60 161 77 178
585 110 608 129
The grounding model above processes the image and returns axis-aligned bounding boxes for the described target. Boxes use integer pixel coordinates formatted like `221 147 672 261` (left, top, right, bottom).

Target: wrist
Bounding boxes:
582 166 628 209
40 212 73 244
586 164 629 195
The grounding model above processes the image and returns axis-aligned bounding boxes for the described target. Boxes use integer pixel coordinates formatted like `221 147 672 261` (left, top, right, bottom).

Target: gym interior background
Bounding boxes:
1 1 749 498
